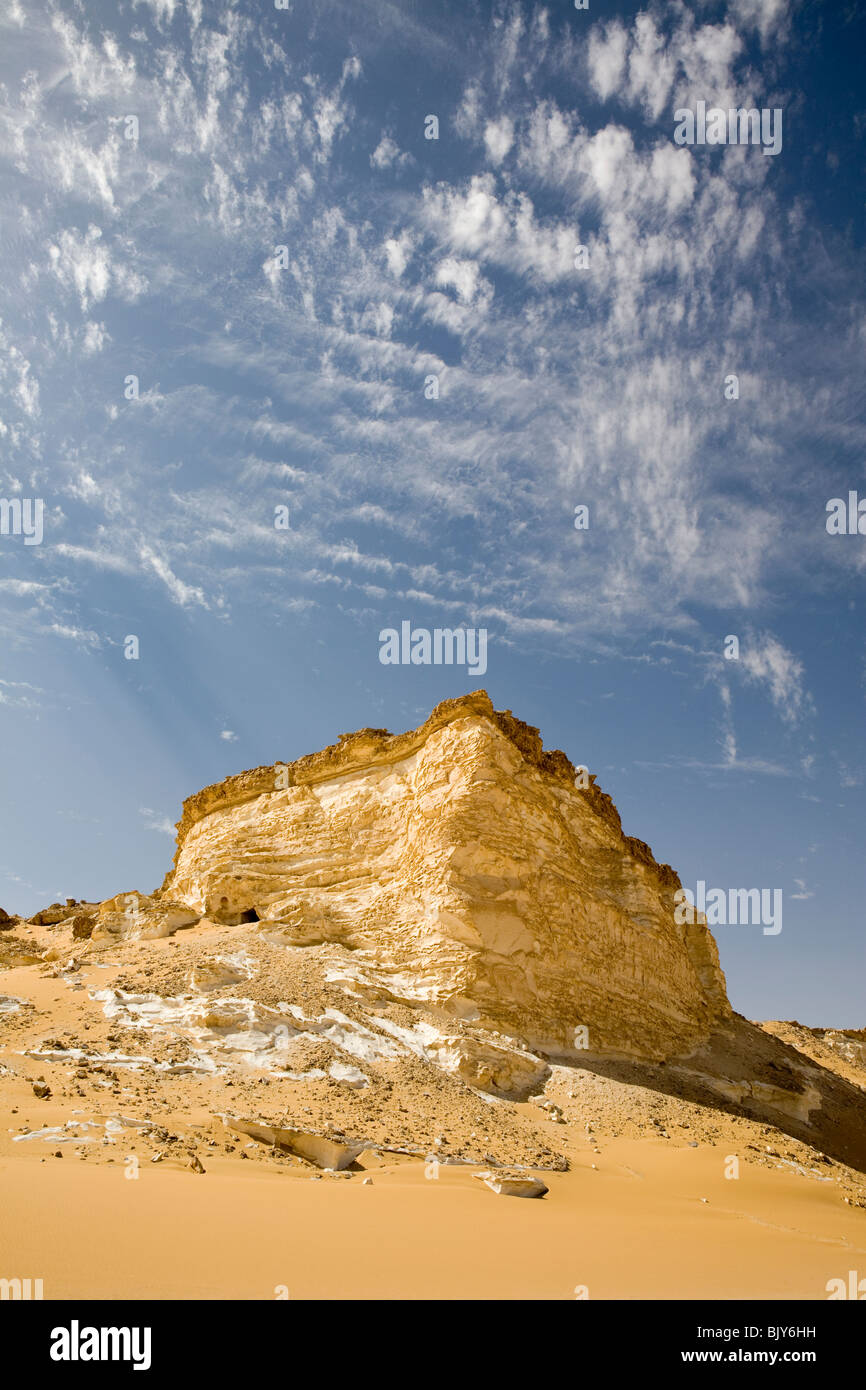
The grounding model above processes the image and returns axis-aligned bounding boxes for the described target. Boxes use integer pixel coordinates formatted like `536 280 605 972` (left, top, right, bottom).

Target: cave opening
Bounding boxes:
238 908 260 923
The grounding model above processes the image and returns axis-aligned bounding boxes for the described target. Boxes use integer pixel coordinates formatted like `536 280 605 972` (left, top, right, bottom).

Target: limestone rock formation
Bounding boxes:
152 691 730 1061
5 696 866 1179
223 1116 365 1169
823 1029 866 1069
25 900 97 930
475 1171 549 1198
91 892 199 942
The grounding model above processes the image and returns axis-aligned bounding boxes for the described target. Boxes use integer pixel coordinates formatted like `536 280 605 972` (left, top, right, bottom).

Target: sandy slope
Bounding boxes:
1 917 865 1301
3 1141 865 1300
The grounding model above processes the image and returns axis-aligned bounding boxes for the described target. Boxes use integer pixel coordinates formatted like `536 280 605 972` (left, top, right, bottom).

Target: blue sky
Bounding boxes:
0 0 863 1026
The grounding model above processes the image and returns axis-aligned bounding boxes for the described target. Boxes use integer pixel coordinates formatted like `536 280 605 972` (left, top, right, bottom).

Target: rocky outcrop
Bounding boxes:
92 893 200 942
26 900 98 929
223 1116 365 1169
27 902 75 926
822 1029 866 1068
150 692 730 1061
160 692 679 887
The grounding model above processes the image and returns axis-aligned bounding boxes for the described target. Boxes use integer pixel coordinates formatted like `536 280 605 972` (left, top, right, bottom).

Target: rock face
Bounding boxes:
821 1029 866 1069
154 691 730 1061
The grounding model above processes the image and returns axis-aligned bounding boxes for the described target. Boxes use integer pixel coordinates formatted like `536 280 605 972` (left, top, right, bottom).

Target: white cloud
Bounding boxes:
139 806 176 835
422 174 576 284
54 544 137 574
359 301 394 338
0 579 48 597
627 14 676 120
139 545 209 609
82 321 110 354
434 257 483 305
483 116 514 166
51 13 137 101
134 0 179 28
383 232 413 278
370 135 411 170
730 0 790 43
47 226 111 311
587 20 628 102
740 633 807 724
45 623 101 648
0 0 858 690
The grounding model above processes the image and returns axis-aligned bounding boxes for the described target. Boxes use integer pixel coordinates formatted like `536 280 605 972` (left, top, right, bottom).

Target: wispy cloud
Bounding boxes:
139 807 176 836
791 878 815 901
0 0 860 705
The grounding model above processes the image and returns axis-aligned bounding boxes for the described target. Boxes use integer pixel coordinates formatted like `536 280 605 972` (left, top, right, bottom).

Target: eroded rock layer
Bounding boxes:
157 692 730 1060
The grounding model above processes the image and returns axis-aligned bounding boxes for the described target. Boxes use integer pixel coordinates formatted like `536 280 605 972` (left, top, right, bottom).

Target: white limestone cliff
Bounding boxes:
150 692 730 1061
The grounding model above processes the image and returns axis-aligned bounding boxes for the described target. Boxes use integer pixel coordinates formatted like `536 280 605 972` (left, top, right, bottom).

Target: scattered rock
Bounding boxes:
474 1171 549 1199
28 903 71 926
223 1117 364 1171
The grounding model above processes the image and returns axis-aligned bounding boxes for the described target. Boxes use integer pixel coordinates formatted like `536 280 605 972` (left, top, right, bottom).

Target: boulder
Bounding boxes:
70 914 97 940
92 895 200 941
222 1116 365 1170
27 903 70 926
474 1171 549 1198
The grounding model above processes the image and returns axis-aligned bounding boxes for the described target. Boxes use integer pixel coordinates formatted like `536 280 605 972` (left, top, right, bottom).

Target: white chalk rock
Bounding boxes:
223 1116 365 1170
474 1171 549 1199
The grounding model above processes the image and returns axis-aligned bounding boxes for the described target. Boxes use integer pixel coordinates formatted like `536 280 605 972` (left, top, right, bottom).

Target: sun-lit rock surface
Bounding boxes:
157 691 730 1060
